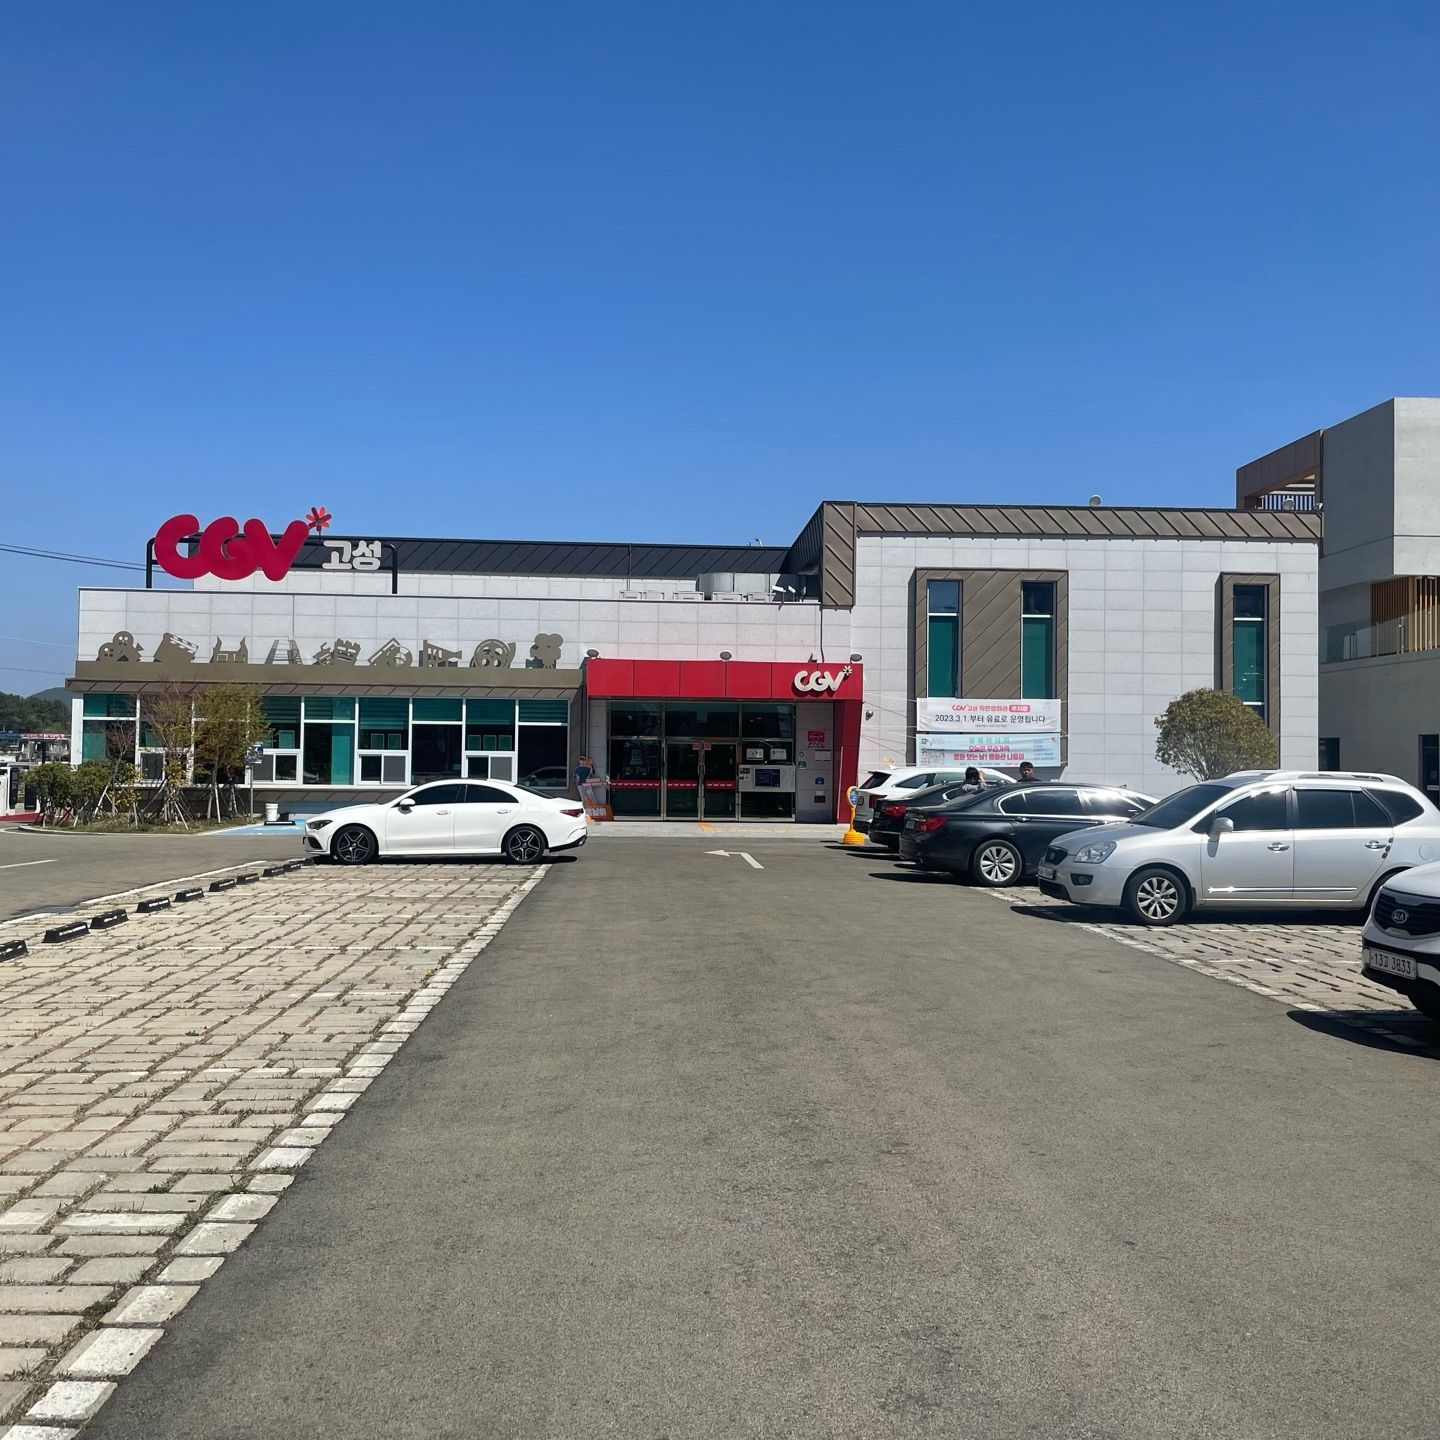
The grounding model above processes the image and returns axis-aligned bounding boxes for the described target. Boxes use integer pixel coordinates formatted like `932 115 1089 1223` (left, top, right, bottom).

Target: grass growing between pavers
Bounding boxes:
0 860 548 1432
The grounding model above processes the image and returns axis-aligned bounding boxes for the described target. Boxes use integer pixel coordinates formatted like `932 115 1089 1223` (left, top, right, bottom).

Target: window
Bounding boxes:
1422 735 1440 808
407 783 464 806
465 699 515 753
1352 791 1392 828
997 792 1033 815
741 705 795 741
1318 738 1340 771
1086 792 1149 820
359 698 408 752
1233 584 1268 722
462 784 513 805
1218 788 1288 831
1021 581 1057 700
81 693 138 765
1372 788 1424 825
303 721 354 786
261 697 301 751
927 580 960 697
897 773 935 790
1295 789 1357 829
1026 787 1085 817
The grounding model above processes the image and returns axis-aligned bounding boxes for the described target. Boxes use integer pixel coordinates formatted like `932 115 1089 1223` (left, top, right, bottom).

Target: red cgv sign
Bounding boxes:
153 507 331 582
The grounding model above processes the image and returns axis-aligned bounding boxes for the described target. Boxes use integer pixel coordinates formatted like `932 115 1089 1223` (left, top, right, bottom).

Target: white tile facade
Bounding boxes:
851 535 1319 797
78 525 1319 803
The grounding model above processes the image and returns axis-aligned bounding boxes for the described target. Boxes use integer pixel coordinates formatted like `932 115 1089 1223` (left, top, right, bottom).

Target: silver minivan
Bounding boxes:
1036 770 1440 925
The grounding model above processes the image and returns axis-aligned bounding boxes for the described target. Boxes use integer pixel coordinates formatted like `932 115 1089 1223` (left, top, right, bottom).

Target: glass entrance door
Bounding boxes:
664 741 700 818
701 743 737 819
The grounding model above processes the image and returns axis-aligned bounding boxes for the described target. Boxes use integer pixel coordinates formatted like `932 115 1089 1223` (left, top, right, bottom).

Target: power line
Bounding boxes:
0 543 144 572
0 635 71 649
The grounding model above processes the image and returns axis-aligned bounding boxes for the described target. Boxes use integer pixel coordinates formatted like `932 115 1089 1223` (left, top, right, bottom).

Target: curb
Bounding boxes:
0 857 318 961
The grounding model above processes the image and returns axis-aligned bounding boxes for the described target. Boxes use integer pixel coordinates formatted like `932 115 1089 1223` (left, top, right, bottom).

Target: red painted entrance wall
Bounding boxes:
584 659 864 822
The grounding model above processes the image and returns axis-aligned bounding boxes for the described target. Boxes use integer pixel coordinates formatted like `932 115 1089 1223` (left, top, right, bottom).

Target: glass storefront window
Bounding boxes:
412 725 463 784
83 694 136 719
262 697 302 750
359 698 408 751
465 699 516 752
518 726 568 790
664 703 738 738
303 724 354 785
740 704 795 740
611 703 661 737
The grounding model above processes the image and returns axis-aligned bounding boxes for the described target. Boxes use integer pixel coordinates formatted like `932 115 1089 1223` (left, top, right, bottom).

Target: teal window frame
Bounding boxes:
1020 581 1057 701
1233 585 1267 722
926 580 961 698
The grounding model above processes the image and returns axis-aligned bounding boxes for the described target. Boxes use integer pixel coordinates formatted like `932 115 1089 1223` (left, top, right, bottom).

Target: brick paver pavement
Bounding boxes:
987 883 1440 1051
0 860 544 1435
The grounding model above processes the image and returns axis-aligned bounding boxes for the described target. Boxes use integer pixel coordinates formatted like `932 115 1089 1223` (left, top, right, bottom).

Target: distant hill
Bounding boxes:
0 690 69 731
28 687 70 705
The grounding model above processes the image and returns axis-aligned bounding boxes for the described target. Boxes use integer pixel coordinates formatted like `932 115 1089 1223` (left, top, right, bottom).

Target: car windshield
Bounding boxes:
1130 783 1232 828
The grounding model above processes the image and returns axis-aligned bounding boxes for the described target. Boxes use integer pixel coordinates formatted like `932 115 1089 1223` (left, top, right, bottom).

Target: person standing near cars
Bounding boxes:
574 755 597 805
960 766 986 793
1017 761 1037 782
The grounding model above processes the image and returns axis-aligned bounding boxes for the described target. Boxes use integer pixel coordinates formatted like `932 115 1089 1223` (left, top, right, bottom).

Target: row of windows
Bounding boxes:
1210 786 1417 832
77 695 570 790
923 578 1271 722
926 580 1057 701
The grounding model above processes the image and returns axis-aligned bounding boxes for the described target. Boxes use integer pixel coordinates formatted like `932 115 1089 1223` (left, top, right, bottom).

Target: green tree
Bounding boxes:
192 683 268 819
27 761 75 823
0 691 68 732
1154 688 1278 781
139 684 195 827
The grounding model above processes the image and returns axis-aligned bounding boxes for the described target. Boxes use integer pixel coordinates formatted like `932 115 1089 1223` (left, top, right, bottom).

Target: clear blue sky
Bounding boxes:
4 1 1439 691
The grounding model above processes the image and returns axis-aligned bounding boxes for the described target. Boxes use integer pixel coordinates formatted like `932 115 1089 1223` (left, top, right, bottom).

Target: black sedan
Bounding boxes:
868 780 995 850
898 783 1155 886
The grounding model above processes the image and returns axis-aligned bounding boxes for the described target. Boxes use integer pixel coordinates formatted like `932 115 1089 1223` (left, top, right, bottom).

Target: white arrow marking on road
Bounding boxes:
0 859 59 871
705 849 764 869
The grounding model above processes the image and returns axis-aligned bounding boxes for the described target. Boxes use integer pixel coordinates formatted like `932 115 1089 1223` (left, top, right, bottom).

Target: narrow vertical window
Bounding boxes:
926 580 961 697
1020 581 1056 700
1233 584 1267 722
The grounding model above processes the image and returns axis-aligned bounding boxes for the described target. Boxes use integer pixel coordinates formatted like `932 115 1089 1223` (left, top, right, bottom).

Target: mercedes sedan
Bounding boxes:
303 780 588 865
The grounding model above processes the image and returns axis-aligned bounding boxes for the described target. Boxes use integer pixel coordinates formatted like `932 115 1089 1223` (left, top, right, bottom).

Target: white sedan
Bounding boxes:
303 780 588 865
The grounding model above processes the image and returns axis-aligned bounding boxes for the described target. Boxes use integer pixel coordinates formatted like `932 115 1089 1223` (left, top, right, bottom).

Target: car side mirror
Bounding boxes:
1208 815 1234 840
396 798 414 812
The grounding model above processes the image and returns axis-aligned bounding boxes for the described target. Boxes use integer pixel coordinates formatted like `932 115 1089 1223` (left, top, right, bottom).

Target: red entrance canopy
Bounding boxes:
584 658 863 702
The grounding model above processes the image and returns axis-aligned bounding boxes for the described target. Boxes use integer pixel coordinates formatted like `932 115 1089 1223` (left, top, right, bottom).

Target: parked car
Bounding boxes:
1360 863 1440 1020
303 780 588 865
868 779 989 850
1036 770 1440 926
852 765 1013 834
898 783 1155 884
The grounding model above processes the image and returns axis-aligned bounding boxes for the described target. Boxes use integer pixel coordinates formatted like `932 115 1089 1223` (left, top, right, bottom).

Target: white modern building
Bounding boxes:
1238 396 1440 804
67 500 1320 818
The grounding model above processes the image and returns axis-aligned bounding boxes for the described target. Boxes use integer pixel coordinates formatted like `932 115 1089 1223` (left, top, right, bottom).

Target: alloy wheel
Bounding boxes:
506 827 544 864
1135 874 1180 921
977 843 1019 885
334 826 374 865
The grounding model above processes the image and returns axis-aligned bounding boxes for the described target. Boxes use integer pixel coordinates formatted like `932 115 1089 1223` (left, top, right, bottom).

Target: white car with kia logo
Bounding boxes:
303 780 588 865
1361 863 1440 1021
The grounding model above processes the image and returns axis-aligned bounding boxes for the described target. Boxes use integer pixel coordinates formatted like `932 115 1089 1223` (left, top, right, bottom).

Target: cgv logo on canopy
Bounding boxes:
153 506 331 582
792 665 852 695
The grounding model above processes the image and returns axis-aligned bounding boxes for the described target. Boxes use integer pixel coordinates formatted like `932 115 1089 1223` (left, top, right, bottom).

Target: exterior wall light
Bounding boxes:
585 649 600 658
849 653 862 661
720 651 732 660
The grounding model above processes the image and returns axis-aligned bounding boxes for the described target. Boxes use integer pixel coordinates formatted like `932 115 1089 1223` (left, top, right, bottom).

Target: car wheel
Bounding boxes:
503 825 546 865
1124 867 1188 926
332 824 377 866
971 839 1023 888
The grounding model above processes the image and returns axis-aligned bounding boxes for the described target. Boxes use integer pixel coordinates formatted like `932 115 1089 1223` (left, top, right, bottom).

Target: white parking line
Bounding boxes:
0 858 58 871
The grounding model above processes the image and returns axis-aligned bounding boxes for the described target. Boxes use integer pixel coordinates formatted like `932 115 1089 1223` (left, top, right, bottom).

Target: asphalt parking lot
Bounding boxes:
0 826 303 923
73 833 1440 1440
